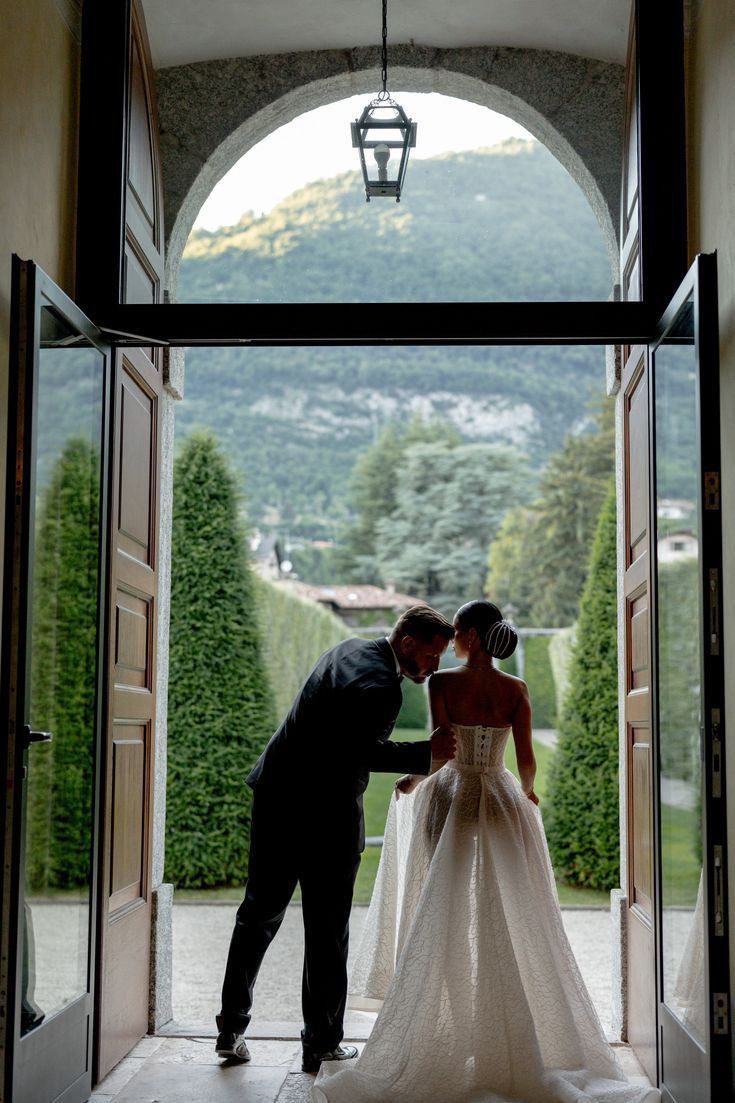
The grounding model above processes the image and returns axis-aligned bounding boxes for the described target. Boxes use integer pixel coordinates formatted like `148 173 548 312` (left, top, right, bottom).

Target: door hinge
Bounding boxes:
713 992 728 1035
704 471 720 510
713 846 725 937
709 569 720 656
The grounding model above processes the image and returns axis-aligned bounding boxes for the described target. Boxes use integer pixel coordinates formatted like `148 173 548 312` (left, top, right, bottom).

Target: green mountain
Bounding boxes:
177 140 613 541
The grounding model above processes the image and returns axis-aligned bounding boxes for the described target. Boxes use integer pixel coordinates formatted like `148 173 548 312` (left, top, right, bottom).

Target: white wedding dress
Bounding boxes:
313 724 658 1103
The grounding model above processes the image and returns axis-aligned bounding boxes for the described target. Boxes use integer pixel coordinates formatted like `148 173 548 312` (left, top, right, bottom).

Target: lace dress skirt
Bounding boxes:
313 725 658 1103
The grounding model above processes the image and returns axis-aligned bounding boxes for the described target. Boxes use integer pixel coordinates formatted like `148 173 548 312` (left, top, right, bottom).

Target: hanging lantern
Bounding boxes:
351 0 417 202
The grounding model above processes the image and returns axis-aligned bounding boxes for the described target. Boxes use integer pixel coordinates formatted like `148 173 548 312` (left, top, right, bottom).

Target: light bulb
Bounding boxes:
374 144 390 182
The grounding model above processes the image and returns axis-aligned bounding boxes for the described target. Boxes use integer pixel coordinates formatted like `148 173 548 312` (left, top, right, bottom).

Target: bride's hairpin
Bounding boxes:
485 619 517 660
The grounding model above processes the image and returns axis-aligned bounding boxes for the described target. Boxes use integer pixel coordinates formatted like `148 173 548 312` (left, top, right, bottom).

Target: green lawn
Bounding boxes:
177 729 611 908
660 801 702 907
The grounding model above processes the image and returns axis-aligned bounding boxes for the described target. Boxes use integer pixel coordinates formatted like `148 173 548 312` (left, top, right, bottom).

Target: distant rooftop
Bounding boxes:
279 581 424 612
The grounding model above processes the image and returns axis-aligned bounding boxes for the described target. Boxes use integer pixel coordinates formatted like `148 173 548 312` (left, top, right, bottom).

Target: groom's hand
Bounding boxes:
429 725 456 762
395 774 420 800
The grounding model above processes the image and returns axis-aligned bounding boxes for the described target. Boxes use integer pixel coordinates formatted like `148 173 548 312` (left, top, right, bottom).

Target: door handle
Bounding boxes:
23 725 53 747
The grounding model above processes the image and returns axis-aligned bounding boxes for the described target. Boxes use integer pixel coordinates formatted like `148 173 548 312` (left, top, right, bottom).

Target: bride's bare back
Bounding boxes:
429 664 538 801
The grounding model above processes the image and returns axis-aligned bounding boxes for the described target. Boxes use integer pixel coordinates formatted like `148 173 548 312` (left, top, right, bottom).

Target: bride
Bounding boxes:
313 600 658 1103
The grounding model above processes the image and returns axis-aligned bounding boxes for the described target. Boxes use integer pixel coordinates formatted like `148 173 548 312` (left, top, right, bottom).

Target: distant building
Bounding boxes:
278 581 424 628
657 499 695 521
657 531 698 563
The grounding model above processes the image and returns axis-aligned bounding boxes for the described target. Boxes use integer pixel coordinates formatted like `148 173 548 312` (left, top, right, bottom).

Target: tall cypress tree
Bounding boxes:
166 432 277 888
28 436 101 890
545 482 619 890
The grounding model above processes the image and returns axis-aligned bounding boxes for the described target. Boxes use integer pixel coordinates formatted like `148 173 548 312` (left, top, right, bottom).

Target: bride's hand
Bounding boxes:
395 774 419 800
526 788 540 806
429 724 456 761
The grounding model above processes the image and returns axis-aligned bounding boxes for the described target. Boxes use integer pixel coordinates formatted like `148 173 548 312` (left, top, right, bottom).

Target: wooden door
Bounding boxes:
622 345 657 1081
95 1 164 1080
96 350 160 1078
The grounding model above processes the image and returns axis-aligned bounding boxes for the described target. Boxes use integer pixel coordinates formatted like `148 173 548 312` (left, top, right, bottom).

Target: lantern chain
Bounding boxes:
381 0 388 93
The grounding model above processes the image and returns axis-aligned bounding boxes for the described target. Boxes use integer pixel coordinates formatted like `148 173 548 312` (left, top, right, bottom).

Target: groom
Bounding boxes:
215 604 456 1072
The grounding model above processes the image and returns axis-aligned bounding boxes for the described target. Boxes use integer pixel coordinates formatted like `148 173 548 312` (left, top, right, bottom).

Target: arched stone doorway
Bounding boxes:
156 45 624 291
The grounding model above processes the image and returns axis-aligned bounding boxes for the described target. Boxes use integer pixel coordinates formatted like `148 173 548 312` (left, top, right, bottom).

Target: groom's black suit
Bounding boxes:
218 636 432 1057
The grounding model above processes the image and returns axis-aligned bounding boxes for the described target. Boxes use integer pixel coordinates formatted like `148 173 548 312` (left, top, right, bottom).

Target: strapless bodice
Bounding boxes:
450 723 512 772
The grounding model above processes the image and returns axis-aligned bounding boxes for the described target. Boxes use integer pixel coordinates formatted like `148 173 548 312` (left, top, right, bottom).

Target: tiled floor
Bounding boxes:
92 1035 653 1103
91 1036 321 1103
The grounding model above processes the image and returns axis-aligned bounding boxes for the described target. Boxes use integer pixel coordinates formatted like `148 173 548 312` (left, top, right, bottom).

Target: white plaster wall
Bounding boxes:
686 0 735 1010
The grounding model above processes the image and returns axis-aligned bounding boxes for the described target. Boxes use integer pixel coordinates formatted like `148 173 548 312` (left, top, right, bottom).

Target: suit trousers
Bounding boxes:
218 787 361 1055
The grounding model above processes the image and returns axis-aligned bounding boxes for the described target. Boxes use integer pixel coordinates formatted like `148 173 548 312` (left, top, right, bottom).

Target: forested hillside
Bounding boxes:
176 140 613 541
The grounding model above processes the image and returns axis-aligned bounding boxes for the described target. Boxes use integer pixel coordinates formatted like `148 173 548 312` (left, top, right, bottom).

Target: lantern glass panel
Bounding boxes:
366 126 405 145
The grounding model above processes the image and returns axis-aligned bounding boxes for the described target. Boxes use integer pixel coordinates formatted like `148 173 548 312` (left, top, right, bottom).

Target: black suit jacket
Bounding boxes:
247 637 432 852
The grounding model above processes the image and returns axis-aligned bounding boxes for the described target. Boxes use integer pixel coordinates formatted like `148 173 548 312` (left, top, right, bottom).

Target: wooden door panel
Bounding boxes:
115 590 151 688
623 344 657 1083
626 366 648 561
627 916 657 1078
628 591 649 692
110 724 148 909
124 235 158 307
630 727 652 912
128 33 156 234
118 369 156 563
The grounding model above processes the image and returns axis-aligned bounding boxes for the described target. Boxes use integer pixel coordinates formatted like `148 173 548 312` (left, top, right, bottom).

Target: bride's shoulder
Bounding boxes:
430 666 465 683
495 667 529 696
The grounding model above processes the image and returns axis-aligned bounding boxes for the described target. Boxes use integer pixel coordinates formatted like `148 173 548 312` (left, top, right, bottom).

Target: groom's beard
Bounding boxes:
400 657 432 684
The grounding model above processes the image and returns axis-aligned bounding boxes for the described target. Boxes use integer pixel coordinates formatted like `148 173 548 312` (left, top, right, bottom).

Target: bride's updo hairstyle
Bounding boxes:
455 600 518 661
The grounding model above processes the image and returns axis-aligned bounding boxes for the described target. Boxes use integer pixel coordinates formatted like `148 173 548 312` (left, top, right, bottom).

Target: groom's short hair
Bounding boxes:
393 605 455 642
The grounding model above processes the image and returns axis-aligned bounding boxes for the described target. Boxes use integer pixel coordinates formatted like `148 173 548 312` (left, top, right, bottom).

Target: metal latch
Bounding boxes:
709 569 720 656
704 471 720 510
713 846 725 937
713 992 728 1035
712 708 722 799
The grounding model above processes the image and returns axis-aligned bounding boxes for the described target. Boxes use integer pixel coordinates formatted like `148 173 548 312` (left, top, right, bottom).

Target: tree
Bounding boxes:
485 506 538 623
338 416 460 582
485 398 614 627
375 441 530 616
545 482 619 890
27 437 101 890
166 432 277 887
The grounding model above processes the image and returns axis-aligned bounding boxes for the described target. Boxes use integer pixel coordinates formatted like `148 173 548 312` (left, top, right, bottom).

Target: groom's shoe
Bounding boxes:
215 1029 251 1062
302 1044 358 1074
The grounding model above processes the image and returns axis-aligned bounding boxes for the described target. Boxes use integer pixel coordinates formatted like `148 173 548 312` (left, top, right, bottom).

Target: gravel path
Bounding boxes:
173 902 613 1034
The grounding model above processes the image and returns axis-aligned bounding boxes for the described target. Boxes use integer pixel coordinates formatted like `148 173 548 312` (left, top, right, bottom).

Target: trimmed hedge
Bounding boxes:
166 433 277 888
545 483 619 891
255 578 347 720
256 583 428 730
499 638 556 728
396 678 428 730
27 437 101 890
523 636 557 728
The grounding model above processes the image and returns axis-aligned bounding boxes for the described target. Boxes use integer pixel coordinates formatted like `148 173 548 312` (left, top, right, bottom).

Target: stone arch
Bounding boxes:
156 44 624 293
